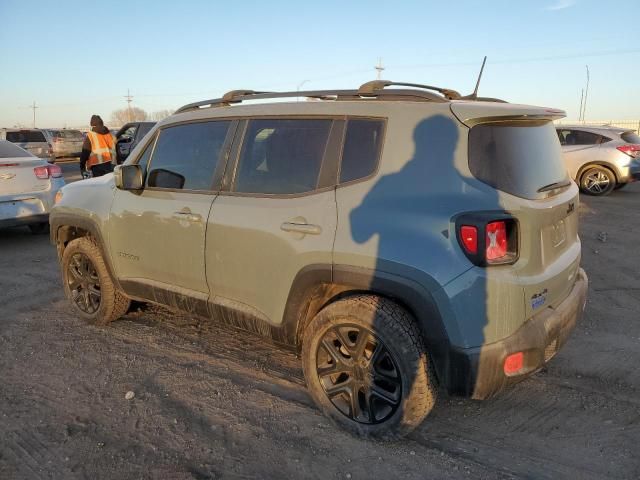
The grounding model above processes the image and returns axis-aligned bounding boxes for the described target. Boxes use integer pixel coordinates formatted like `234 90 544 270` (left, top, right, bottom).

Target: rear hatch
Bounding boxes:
52 129 84 155
5 130 51 159
452 102 581 318
0 143 51 197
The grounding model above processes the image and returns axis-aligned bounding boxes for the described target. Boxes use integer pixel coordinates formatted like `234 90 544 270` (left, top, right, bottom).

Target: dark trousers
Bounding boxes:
91 162 114 177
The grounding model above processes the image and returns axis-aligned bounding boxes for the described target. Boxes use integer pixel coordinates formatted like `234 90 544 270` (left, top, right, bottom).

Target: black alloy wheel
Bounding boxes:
316 324 402 424
67 252 101 314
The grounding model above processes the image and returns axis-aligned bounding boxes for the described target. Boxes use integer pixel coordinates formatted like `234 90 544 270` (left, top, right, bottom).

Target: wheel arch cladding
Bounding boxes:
50 214 121 291
283 263 459 385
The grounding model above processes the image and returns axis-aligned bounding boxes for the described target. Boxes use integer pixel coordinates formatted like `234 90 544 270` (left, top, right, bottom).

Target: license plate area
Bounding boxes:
0 198 44 220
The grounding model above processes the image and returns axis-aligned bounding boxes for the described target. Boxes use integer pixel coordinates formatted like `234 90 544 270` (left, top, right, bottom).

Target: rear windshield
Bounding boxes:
53 130 84 140
5 130 46 143
621 131 640 144
469 122 568 199
0 140 33 158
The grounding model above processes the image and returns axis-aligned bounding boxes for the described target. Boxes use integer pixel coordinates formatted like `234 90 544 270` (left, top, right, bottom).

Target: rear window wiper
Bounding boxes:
537 180 572 193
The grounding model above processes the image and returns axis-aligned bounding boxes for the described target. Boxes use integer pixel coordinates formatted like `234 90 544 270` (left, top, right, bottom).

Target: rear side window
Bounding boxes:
5 130 46 142
234 119 331 194
0 141 32 158
469 122 568 199
339 119 384 183
146 121 230 191
557 129 607 146
621 131 640 144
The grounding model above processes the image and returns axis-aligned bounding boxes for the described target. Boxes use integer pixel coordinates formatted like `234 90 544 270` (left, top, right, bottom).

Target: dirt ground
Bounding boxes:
1 167 639 479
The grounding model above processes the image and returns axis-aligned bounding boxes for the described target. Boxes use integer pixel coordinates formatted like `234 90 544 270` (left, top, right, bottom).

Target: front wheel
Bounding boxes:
61 237 130 325
302 295 437 440
580 166 616 196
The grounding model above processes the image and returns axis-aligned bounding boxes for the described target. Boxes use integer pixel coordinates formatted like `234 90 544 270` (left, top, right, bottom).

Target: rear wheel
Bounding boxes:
580 166 616 196
302 295 437 440
61 237 130 325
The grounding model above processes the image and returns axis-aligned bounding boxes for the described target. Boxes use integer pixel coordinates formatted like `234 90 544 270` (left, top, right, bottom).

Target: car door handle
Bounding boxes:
173 210 202 223
280 222 322 235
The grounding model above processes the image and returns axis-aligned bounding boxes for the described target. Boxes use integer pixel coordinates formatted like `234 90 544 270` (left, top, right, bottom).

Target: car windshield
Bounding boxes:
0 140 33 158
53 130 84 140
5 130 46 142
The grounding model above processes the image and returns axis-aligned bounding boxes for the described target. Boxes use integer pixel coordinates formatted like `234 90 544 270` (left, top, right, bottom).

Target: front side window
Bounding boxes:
340 119 384 183
146 121 230 191
234 119 332 194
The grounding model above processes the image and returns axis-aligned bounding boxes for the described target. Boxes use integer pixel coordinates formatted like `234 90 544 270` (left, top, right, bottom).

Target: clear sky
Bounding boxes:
1 0 638 128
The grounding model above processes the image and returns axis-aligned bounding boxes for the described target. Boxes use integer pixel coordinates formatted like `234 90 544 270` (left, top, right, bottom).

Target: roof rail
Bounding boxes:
174 78 507 114
357 80 462 100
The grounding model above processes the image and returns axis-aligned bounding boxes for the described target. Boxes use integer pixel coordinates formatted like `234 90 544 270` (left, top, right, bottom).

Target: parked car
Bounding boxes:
114 121 155 163
43 129 84 159
0 140 64 233
556 125 640 196
51 81 587 439
0 128 54 163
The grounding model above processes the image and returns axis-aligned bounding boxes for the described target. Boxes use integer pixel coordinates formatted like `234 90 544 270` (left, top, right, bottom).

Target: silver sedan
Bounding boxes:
0 140 65 233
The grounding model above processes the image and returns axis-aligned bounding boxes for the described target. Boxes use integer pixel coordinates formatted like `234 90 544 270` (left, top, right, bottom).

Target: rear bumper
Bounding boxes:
0 213 49 228
446 268 588 399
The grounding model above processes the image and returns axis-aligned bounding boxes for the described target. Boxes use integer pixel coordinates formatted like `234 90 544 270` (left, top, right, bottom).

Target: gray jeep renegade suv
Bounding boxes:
51 81 588 439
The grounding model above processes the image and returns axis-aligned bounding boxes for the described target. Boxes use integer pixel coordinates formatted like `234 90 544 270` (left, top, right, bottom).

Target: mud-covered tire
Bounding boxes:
579 166 616 196
302 295 437 440
61 237 130 325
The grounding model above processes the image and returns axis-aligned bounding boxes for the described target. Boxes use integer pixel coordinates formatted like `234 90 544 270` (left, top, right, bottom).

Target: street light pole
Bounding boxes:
581 65 589 123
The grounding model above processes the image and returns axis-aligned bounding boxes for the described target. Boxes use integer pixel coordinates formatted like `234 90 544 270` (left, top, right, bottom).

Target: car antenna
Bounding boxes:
463 56 487 100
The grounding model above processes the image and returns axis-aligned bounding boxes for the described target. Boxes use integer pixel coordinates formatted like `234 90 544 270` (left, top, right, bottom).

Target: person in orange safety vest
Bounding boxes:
79 115 117 178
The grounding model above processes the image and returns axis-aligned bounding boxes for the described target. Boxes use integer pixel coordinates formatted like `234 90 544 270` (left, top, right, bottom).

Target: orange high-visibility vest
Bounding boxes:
87 131 117 168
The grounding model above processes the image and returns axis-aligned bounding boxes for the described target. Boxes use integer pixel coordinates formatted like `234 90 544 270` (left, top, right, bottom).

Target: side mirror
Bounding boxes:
114 164 143 190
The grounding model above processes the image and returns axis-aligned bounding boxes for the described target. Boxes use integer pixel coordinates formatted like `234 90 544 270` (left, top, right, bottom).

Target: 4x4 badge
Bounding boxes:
567 202 575 215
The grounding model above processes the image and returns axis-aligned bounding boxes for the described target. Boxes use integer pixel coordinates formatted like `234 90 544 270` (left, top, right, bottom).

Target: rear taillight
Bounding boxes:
486 221 508 261
617 144 640 159
457 214 518 266
460 226 478 254
34 164 62 179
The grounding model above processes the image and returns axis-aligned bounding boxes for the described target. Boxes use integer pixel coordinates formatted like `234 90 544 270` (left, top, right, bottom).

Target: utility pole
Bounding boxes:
29 101 38 128
578 89 584 122
581 65 589 124
124 88 133 122
374 57 385 80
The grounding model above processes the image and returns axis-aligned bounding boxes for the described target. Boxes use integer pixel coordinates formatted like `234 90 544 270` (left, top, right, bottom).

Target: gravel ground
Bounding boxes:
1 169 639 479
